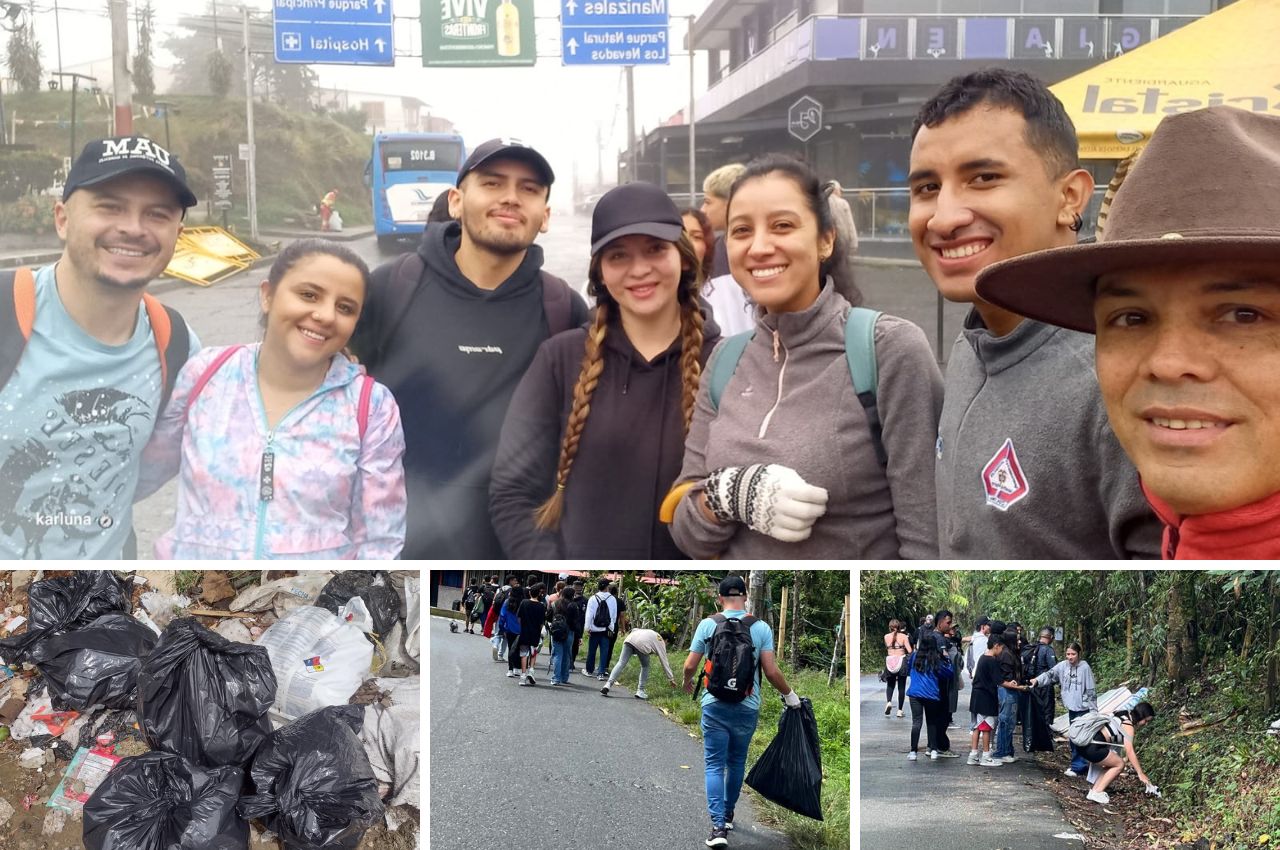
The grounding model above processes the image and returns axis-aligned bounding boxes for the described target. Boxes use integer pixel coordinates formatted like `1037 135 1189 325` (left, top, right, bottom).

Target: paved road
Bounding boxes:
858 675 1084 850
429 616 792 850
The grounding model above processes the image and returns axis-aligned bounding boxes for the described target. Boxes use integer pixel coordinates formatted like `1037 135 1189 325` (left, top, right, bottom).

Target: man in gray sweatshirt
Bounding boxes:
907 69 1161 559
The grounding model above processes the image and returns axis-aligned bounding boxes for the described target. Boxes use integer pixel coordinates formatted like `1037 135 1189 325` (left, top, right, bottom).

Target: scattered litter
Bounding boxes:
140 591 192 629
20 746 54 769
9 688 55 737
84 751 249 850
360 678 420 808
4 615 26 634
30 707 78 736
139 617 276 769
0 696 21 726
47 745 122 814
0 570 131 665
256 606 372 723
0 798 12 828
239 704 383 850
96 731 115 748
338 596 375 633
403 576 420 663
384 805 413 833
20 793 38 812
30 612 158 709
214 617 255 644
230 573 332 619
41 806 66 836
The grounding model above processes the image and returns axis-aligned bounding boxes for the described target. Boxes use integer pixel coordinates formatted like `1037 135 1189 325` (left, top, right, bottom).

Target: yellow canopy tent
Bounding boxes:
1050 0 1280 159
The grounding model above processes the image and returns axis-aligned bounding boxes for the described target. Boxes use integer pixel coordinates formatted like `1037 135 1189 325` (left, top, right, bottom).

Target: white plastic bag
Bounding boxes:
255 606 372 723
329 209 344 232
230 573 332 618
360 678 419 808
338 597 375 633
403 577 420 663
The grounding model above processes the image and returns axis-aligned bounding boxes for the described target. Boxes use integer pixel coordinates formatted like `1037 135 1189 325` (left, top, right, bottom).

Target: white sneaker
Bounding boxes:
1086 790 1110 805
1001 755 1017 763
634 690 648 700
1064 769 1080 778
907 751 918 761
980 755 1003 767
518 675 531 687
936 750 960 758
897 709 904 718
884 702 892 716
928 750 939 760
506 670 518 678
966 752 980 765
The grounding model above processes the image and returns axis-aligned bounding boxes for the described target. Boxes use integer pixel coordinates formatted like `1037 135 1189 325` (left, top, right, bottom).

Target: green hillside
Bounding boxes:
0 91 373 233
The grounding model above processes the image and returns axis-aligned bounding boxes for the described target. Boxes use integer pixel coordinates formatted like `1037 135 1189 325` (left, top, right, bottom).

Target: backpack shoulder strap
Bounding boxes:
187 345 244 410
740 614 759 629
0 267 35 392
146 297 191 412
357 374 375 441
539 271 574 336
845 307 886 467
368 251 427 367
707 331 753 412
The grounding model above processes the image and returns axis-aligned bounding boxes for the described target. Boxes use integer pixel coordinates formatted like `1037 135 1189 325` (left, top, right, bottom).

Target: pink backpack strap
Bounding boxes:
188 345 244 410
357 374 374 441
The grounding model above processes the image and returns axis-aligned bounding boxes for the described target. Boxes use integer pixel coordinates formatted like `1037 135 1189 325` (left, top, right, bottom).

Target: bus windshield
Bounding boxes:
380 139 463 174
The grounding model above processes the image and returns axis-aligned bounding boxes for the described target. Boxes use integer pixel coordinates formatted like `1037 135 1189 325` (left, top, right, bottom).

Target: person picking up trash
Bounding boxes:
600 627 676 700
682 575 803 849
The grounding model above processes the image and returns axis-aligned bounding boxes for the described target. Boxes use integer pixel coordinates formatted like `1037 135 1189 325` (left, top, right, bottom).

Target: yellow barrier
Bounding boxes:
164 227 261 287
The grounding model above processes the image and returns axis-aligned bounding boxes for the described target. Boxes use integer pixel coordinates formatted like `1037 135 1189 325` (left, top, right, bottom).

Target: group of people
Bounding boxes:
6 64 1277 560
885 614 1157 806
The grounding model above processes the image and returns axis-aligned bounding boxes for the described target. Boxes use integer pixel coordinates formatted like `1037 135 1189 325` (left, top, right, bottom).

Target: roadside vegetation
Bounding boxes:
861 570 1280 849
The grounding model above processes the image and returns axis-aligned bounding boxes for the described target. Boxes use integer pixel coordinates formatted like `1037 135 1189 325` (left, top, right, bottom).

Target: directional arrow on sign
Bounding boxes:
375 38 386 52
374 0 386 12
566 37 578 55
565 0 578 15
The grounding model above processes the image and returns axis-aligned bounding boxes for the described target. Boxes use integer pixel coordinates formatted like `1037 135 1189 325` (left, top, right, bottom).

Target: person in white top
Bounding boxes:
600 628 676 700
583 578 618 680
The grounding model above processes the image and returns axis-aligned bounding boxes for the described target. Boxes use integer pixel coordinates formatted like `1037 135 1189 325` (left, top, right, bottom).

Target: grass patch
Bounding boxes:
607 648 850 850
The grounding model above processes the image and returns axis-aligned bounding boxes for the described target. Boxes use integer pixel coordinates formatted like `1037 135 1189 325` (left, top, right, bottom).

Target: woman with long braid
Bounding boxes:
490 183 721 558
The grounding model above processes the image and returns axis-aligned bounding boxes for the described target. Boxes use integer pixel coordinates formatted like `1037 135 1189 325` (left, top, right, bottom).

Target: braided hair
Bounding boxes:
533 231 705 531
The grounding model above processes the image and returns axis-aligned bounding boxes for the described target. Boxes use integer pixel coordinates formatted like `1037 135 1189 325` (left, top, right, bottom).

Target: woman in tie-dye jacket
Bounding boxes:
137 239 406 559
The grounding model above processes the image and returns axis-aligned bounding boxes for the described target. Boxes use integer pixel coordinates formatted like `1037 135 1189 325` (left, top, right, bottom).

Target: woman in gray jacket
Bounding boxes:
1029 642 1097 777
668 155 943 559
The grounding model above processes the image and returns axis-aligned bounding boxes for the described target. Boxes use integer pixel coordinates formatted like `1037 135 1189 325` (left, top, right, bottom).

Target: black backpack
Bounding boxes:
549 609 570 643
592 594 612 630
699 613 761 704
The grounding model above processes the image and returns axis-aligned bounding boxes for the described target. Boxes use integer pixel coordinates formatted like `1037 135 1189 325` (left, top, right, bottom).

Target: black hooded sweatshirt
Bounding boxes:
490 306 721 559
351 221 589 560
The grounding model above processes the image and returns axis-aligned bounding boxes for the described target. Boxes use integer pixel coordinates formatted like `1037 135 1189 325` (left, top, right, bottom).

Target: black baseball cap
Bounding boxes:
63 136 197 208
989 620 1007 635
590 182 684 255
976 616 991 628
456 138 554 188
717 575 747 597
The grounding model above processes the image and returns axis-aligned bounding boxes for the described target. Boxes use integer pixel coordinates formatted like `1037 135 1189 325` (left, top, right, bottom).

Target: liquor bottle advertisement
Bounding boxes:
422 0 537 66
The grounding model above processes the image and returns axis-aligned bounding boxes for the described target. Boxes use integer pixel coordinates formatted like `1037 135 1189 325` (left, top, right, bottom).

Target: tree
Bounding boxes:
747 570 766 619
132 1 156 102
207 49 232 98
5 16 41 93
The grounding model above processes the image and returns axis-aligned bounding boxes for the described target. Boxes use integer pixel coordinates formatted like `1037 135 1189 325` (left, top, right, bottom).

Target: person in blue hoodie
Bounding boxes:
499 586 524 679
906 616 955 760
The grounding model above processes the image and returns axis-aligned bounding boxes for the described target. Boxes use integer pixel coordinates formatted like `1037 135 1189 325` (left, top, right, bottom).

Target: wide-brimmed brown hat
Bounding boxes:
975 106 1280 333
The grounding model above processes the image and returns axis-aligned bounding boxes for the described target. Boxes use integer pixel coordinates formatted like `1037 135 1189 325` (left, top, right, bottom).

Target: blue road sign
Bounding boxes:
273 0 394 66
561 24 669 65
560 0 668 27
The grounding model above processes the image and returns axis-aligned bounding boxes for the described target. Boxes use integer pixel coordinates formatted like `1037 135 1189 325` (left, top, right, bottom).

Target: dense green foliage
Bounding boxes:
861 570 1280 845
4 22 41 94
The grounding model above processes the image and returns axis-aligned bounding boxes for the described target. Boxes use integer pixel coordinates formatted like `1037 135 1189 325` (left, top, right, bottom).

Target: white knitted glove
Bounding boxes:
704 464 828 542
782 690 802 709
1145 784 1161 797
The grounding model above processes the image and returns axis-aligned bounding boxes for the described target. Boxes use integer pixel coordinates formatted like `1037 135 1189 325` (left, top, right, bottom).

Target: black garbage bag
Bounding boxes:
29 613 158 710
0 570 131 665
744 697 824 821
315 571 399 636
138 617 277 769
238 704 384 850
1025 685 1057 752
83 751 249 850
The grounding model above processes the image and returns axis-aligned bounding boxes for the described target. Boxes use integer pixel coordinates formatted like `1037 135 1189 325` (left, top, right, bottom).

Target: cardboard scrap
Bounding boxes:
200 572 235 604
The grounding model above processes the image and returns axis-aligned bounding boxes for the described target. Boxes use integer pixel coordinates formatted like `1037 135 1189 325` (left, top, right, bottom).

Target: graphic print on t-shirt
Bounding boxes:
0 385 151 557
981 437 1029 511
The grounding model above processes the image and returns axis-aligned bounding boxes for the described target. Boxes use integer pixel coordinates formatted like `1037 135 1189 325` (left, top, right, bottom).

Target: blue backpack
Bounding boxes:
705 307 885 466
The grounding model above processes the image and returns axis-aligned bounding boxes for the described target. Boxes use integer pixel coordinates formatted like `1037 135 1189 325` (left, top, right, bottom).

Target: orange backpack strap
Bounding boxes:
141 292 191 412
1 267 36 391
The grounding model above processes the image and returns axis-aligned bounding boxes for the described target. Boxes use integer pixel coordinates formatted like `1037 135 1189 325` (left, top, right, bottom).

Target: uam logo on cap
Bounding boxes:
980 438 1029 511
99 137 175 173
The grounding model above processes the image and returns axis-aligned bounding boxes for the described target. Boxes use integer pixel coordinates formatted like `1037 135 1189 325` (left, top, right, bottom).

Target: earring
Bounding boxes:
1069 212 1084 233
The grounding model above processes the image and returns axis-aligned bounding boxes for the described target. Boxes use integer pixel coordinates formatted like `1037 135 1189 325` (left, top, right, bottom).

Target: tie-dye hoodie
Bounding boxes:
137 343 406 559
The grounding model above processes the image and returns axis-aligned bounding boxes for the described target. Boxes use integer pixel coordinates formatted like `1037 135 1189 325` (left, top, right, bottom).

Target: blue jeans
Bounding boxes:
700 700 759 828
551 636 572 684
1067 709 1089 773
586 631 612 675
994 686 1017 758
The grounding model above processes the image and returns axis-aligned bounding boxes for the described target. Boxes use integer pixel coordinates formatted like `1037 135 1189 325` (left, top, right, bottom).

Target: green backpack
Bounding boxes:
706 306 886 466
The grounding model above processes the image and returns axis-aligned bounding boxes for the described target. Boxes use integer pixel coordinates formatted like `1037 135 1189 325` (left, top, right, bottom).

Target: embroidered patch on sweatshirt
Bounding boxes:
981 438 1029 511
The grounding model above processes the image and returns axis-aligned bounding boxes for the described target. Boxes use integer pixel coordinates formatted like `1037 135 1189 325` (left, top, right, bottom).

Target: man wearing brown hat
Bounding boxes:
0 135 199 559
977 105 1280 559
908 69 1160 559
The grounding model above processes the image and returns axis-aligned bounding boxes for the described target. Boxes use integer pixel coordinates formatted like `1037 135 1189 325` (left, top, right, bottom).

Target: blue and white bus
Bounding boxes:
366 132 466 250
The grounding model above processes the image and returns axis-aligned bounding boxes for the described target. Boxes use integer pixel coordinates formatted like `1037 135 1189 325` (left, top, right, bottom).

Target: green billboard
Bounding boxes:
422 0 537 66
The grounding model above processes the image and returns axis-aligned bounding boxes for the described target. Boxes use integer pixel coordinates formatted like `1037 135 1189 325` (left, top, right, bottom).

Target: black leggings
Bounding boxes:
506 630 522 672
923 697 951 752
886 673 907 708
909 698 925 751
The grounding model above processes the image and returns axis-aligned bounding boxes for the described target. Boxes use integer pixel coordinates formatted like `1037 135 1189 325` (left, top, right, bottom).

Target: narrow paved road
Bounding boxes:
429 616 792 850
858 675 1084 850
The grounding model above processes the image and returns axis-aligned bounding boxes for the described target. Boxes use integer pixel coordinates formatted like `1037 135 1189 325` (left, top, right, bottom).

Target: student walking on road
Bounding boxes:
601 628 676 700
500 586 525 678
965 616 992 726
517 583 547 686
584 579 618 680
682 575 803 849
905 615 956 760
1029 642 1097 777
968 639 1006 767
882 619 912 717
567 579 587 673
548 586 576 685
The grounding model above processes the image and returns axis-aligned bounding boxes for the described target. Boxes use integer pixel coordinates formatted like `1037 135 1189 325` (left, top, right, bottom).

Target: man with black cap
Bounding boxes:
976 105 1280 559
351 138 588 560
683 575 803 848
0 135 199 559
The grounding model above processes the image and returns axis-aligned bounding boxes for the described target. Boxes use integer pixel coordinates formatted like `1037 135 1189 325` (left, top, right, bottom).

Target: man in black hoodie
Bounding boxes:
352 139 589 560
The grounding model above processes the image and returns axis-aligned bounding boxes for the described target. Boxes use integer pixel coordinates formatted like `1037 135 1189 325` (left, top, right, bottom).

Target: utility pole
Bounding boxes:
242 5 259 240
109 0 132 134
625 65 636 182
53 0 63 76
52 72 97 162
595 122 603 188
687 14 696 203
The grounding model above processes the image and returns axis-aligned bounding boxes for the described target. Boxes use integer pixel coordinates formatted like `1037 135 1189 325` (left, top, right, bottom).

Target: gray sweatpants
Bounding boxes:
607 644 651 690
